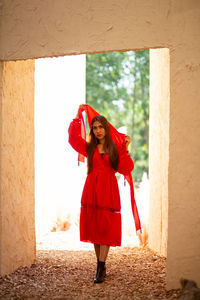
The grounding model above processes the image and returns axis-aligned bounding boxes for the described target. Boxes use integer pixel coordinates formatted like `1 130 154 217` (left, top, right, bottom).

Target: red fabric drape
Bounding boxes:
77 104 141 232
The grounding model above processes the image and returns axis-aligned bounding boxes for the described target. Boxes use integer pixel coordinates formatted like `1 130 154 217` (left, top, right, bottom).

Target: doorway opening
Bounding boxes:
34 50 150 251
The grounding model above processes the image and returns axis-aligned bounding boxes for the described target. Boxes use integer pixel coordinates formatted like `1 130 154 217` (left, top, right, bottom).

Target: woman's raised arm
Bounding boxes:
68 105 87 157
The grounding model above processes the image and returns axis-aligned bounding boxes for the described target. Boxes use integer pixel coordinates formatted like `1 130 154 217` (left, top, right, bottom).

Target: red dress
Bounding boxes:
68 118 135 247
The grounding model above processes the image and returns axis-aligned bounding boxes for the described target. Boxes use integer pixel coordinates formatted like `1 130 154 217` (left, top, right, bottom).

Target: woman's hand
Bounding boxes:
125 135 131 149
76 104 86 119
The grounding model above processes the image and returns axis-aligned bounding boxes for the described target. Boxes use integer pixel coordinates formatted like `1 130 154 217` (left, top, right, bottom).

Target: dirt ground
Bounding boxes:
0 241 182 300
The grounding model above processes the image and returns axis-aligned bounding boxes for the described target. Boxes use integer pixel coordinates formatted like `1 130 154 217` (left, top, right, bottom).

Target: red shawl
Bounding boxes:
78 104 141 232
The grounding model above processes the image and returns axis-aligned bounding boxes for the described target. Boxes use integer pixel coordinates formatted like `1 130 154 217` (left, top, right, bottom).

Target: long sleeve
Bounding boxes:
68 118 87 157
117 143 134 175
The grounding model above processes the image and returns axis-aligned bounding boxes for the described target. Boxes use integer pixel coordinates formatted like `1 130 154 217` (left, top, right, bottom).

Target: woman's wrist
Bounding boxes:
75 113 80 119
73 117 80 122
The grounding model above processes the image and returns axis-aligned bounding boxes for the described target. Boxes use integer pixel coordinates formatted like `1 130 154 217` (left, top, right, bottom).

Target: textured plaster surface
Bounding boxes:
166 47 200 288
0 0 200 290
0 0 172 61
0 60 35 275
0 62 2 261
149 49 170 257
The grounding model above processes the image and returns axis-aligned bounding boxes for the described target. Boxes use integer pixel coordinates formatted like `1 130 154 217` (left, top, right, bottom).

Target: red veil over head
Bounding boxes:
78 104 141 232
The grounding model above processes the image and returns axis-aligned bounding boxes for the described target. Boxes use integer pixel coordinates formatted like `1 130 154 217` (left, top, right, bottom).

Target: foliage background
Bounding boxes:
86 50 149 182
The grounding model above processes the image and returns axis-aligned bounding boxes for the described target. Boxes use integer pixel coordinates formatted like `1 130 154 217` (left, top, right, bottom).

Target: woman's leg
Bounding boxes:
99 245 110 262
94 244 100 259
94 245 110 284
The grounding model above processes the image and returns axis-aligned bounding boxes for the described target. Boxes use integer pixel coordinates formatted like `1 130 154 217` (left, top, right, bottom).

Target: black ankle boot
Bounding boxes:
95 258 99 278
94 261 106 284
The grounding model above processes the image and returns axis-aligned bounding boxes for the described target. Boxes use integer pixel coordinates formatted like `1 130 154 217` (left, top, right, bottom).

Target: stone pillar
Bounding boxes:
0 60 35 275
166 47 200 289
148 48 170 257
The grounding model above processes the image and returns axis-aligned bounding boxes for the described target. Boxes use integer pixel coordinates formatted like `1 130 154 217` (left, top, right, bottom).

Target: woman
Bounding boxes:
68 104 140 284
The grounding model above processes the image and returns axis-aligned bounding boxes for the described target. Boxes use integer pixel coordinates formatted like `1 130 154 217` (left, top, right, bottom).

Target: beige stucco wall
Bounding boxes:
0 0 200 289
149 48 170 257
0 0 187 61
0 60 35 275
167 46 200 288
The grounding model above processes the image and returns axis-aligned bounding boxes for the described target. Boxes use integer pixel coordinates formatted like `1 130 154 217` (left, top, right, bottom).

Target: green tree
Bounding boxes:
86 50 149 182
86 52 129 128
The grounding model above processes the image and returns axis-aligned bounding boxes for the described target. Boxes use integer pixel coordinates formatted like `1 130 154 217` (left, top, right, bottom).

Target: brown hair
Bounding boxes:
87 115 119 174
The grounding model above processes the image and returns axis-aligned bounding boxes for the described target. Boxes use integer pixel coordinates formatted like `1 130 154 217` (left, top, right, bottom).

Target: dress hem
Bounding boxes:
80 238 121 247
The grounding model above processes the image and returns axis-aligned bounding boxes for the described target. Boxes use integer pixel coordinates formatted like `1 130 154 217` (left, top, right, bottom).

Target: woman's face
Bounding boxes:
92 121 106 141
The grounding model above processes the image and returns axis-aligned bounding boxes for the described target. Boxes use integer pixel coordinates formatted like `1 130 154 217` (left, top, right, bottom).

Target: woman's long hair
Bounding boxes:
87 115 119 174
